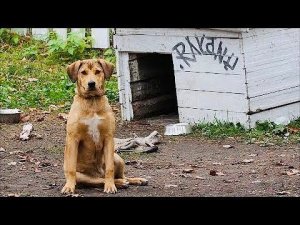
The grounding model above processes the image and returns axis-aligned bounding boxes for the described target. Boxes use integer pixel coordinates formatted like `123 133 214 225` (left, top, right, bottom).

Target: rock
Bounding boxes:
223 145 233 149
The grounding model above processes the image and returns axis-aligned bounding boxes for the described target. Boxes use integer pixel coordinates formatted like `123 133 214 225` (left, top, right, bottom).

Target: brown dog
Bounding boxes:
61 58 148 194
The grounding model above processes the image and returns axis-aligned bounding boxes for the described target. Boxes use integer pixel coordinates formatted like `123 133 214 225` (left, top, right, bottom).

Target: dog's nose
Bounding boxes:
88 81 96 89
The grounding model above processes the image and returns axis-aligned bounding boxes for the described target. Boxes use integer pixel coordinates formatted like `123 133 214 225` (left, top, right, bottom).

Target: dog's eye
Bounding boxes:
81 70 87 75
95 70 101 75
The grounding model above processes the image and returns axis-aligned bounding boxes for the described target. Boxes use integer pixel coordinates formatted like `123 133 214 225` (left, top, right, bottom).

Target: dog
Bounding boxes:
61 58 148 194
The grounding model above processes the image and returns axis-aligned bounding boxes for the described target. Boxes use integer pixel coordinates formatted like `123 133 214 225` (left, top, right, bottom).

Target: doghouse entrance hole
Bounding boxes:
129 53 178 119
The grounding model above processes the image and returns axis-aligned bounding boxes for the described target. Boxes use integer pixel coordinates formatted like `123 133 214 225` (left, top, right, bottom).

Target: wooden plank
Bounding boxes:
131 78 175 102
11 28 26 35
249 102 300 128
91 28 110 48
178 107 249 128
70 28 85 38
172 53 243 75
242 28 290 39
32 28 49 40
132 94 177 118
114 34 242 55
249 86 300 112
248 71 300 98
174 71 246 94
53 28 67 40
210 28 249 33
115 28 240 38
176 89 247 112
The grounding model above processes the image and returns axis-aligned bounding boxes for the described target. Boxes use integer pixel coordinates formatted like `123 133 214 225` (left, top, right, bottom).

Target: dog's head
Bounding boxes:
67 58 114 98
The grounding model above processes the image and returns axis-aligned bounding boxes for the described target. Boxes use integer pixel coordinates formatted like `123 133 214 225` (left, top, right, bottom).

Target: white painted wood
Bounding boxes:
178 107 249 128
242 28 290 39
11 28 26 35
174 71 246 94
176 90 247 112
114 35 242 54
249 102 300 128
115 28 240 38
70 28 85 38
32 28 49 40
248 71 300 98
210 28 249 33
91 28 110 48
172 53 243 75
116 52 133 121
53 28 67 40
250 86 300 112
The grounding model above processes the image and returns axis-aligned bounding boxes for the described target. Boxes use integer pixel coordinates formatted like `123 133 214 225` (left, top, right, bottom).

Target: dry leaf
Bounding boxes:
34 168 41 173
53 163 58 167
195 176 206 180
164 184 178 188
182 168 194 173
212 162 223 165
9 150 24 155
8 162 17 166
7 193 20 197
20 115 30 123
0 147 5 152
286 169 299 176
276 191 290 195
251 180 261 184
242 159 254 164
249 154 258 157
28 78 38 82
223 145 233 149
216 172 225 176
19 123 33 141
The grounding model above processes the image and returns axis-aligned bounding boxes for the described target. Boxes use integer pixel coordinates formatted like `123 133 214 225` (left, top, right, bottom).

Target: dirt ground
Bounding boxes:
0 106 299 197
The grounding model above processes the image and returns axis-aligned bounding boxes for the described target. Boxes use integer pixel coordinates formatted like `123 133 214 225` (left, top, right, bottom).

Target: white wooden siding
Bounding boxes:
242 28 300 114
178 107 249 127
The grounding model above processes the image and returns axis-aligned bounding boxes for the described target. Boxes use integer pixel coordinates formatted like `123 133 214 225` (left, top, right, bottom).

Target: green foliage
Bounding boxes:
0 30 118 112
47 31 94 62
103 48 116 64
0 28 20 45
192 119 300 144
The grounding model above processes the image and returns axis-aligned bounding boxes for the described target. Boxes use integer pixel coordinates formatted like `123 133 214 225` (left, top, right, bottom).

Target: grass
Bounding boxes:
192 119 300 145
0 30 118 112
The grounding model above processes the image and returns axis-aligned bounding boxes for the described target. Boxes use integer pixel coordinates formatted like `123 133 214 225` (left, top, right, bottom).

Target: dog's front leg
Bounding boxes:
61 135 79 194
103 135 117 193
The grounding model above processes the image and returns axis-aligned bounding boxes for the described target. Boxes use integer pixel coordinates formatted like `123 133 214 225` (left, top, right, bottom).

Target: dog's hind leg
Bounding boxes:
76 172 129 189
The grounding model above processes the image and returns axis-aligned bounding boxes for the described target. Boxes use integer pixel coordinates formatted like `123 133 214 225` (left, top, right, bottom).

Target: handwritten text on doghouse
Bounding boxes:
172 35 239 71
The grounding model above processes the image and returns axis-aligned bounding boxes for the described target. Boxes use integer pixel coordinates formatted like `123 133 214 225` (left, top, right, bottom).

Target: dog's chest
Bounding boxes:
80 114 104 144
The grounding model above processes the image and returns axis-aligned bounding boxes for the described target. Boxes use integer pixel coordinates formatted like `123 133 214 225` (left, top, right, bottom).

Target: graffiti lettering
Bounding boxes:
172 35 239 71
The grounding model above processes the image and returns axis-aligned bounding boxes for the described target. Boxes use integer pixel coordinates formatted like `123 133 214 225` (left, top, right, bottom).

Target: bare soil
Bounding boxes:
0 106 299 197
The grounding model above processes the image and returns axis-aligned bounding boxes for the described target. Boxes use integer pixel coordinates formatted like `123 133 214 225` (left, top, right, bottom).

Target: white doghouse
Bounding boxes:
113 28 300 128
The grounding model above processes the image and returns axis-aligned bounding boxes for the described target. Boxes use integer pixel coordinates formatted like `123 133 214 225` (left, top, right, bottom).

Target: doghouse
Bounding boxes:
113 28 300 128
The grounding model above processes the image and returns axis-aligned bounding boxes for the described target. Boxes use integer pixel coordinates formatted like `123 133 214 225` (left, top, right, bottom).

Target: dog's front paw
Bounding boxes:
61 183 75 194
137 178 148 186
104 181 117 194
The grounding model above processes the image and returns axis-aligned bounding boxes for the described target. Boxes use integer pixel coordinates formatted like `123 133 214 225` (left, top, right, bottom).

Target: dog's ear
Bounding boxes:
67 60 82 83
97 59 114 80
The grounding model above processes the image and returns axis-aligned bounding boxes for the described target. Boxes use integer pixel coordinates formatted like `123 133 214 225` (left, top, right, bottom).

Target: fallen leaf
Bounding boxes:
9 150 24 155
182 168 194 173
195 176 206 180
286 169 299 176
34 168 41 173
53 163 58 167
0 147 5 152
276 191 290 195
242 159 254 164
28 78 38 82
48 105 58 112
125 160 138 165
212 162 223 165
36 116 45 122
249 154 258 157
216 172 225 176
279 154 286 157
164 184 178 188
20 115 30 123
179 173 192 178
58 113 68 121
274 160 285 166
35 134 43 139
8 162 17 166
223 145 233 149
210 170 217 176
288 127 300 134
7 193 20 197
29 108 37 112
251 180 261 184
